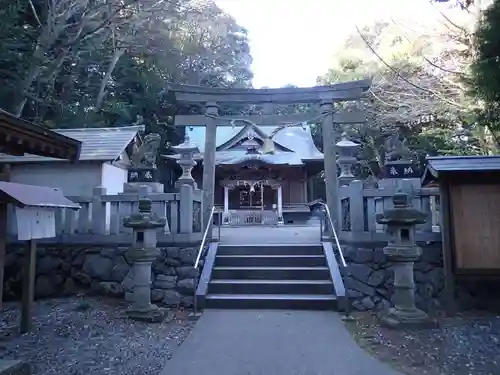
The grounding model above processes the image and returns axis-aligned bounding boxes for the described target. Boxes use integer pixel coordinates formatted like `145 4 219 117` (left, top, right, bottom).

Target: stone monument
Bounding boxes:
125 133 164 193
375 181 437 328
123 197 167 322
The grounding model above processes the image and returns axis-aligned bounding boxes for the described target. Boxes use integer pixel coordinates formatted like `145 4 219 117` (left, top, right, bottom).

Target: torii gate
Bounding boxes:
170 80 371 233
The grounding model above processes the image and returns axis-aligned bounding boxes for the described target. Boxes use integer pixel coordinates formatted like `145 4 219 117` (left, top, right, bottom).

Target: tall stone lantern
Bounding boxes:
336 133 360 186
173 136 199 189
375 183 436 328
123 197 167 322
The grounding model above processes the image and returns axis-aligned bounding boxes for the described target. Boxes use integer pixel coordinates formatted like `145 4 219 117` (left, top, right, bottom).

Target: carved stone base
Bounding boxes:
126 304 168 323
378 307 438 329
124 182 164 193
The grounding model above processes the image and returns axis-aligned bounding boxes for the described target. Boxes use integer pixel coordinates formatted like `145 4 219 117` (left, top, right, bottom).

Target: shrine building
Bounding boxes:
165 121 324 225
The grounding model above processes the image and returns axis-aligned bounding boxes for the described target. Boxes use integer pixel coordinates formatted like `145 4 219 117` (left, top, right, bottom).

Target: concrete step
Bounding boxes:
205 293 337 310
215 254 327 267
208 279 334 295
211 266 331 280
217 244 323 256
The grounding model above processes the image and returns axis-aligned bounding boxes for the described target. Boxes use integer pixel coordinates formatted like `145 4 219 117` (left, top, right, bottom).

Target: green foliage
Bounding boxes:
471 0 500 103
0 0 254 152
318 16 483 177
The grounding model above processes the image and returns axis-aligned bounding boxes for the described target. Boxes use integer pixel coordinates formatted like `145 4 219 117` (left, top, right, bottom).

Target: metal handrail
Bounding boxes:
318 202 347 268
193 207 221 314
194 206 216 270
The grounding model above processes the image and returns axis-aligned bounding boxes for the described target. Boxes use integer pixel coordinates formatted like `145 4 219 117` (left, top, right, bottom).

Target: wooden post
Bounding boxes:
0 165 10 310
21 239 36 333
440 181 456 315
202 102 219 236
0 204 7 310
320 100 339 230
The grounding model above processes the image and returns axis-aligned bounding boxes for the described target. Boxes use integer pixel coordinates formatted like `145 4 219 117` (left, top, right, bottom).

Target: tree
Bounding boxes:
470 0 500 103
317 14 483 177
0 0 254 154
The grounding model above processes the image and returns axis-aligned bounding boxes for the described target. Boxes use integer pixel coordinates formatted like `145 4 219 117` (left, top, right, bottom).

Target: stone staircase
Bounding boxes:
196 243 342 310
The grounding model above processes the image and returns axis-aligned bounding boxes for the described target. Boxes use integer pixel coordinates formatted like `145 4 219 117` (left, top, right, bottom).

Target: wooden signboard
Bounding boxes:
384 162 422 179
15 207 55 241
127 168 158 183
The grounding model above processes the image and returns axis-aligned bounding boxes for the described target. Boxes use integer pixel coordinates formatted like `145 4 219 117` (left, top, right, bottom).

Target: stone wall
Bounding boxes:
3 244 199 307
343 244 444 312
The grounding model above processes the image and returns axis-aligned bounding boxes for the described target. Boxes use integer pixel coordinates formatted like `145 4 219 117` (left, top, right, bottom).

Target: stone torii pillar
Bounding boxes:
202 102 219 235
320 100 339 231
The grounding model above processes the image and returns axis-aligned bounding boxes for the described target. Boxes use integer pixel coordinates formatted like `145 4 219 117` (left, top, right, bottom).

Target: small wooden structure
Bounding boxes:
422 155 500 311
0 109 81 335
0 125 143 196
0 182 80 332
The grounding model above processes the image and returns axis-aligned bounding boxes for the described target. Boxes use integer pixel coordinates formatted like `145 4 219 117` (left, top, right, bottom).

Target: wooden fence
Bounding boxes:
7 185 203 244
337 180 441 243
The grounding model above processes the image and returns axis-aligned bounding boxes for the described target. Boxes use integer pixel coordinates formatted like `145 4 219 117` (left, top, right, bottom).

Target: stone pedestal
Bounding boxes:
375 182 437 329
125 166 164 193
123 198 167 322
124 182 164 193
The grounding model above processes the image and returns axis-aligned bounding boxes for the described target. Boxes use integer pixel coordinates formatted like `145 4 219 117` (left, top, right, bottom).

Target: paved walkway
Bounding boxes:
161 310 402 375
215 223 322 244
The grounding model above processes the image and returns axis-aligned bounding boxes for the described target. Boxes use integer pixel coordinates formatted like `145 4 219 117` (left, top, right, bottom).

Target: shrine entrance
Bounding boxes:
222 179 282 226
230 183 276 209
170 81 371 232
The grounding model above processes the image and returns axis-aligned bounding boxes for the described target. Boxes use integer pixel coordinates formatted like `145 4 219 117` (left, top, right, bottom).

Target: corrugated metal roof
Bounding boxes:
0 125 144 163
0 181 80 209
427 155 500 172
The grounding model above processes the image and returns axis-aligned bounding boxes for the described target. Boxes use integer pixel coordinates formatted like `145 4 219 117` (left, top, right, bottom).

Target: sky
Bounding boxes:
215 0 438 88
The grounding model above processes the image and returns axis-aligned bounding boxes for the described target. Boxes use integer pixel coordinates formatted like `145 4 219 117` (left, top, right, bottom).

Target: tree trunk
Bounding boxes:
95 48 126 112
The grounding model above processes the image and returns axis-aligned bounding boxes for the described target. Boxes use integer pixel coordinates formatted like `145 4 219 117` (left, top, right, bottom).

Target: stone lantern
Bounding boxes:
375 183 436 328
123 197 167 322
173 136 199 189
336 133 360 186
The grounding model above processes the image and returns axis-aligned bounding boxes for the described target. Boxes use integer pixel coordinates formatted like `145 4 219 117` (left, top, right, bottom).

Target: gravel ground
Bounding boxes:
345 311 500 375
0 296 195 375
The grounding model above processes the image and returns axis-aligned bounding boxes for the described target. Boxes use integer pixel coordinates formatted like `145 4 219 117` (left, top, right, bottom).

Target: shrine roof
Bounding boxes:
0 125 144 163
422 155 500 184
0 109 81 160
426 155 500 173
178 123 323 164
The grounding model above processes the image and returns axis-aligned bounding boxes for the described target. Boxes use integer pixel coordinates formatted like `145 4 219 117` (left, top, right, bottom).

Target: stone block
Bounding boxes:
176 266 196 279
82 254 114 280
366 270 385 287
0 360 30 375
346 277 375 296
154 275 176 289
177 278 195 295
162 290 181 307
179 247 197 265
348 263 372 281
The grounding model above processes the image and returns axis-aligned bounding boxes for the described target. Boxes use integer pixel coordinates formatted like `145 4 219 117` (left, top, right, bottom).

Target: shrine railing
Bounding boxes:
7 185 203 244
337 180 441 243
